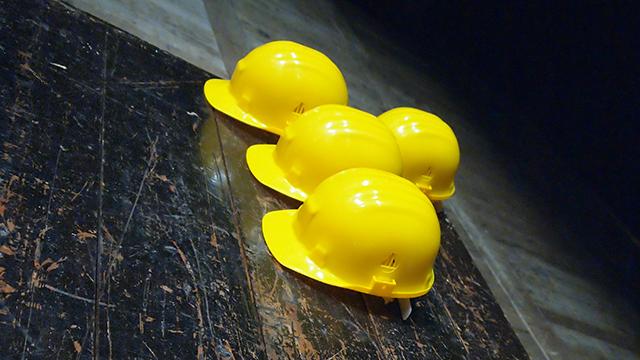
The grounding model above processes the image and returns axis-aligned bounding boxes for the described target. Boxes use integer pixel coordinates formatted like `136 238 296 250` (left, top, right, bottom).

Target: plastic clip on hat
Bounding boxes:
378 107 460 201
246 104 403 201
262 168 441 299
204 40 349 135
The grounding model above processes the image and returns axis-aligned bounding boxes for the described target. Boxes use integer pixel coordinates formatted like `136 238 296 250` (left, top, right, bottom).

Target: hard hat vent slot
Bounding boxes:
381 253 398 273
293 103 306 114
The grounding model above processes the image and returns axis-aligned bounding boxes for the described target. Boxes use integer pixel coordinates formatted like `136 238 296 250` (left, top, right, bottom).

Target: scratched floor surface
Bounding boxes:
0 1 528 359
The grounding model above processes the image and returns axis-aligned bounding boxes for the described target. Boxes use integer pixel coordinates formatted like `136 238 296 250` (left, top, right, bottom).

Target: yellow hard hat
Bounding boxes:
378 107 460 200
203 41 349 135
262 168 441 298
246 104 403 201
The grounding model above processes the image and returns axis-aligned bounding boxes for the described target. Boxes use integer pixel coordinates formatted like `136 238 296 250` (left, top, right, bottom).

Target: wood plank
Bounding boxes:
0 0 530 358
1 1 265 358
436 215 529 357
213 113 529 359
212 116 384 359
95 22 264 360
0 1 106 357
361 214 529 359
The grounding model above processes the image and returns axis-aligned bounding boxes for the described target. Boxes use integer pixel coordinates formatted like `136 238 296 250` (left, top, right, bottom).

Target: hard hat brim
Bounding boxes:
204 79 282 134
262 209 345 287
263 210 436 298
426 183 456 201
246 144 308 202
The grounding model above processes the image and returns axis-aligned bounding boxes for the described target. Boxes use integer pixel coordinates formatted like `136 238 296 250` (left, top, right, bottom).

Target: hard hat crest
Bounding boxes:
379 107 460 200
204 41 348 135
247 105 403 201
262 168 441 298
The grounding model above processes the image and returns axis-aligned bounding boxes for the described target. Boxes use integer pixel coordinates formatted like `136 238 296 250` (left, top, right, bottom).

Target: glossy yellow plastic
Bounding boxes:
378 107 460 200
203 40 348 135
262 168 441 298
246 104 403 201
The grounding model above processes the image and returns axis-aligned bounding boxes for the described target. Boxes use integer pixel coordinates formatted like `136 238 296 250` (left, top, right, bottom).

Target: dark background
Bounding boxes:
353 1 639 302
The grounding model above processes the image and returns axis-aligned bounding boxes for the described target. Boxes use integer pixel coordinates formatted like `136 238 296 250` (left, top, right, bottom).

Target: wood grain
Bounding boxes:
0 1 528 358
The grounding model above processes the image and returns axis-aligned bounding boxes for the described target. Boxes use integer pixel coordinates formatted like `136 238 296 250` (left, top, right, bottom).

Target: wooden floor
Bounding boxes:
0 1 527 358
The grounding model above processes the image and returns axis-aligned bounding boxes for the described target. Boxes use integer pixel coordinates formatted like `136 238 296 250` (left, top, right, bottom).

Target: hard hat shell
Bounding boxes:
378 107 460 200
204 40 348 135
246 104 403 201
262 168 441 298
